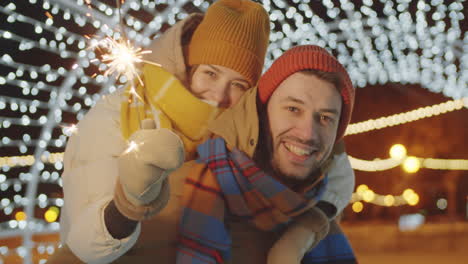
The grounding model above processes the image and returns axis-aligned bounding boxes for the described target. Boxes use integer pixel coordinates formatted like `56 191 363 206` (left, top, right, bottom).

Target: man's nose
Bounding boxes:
295 116 319 143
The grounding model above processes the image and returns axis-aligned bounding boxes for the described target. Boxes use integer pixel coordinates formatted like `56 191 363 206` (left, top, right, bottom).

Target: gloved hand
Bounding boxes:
117 119 185 207
267 207 330 264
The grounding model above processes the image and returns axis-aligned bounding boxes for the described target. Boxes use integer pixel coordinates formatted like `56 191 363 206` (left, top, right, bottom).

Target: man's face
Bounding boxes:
266 72 342 181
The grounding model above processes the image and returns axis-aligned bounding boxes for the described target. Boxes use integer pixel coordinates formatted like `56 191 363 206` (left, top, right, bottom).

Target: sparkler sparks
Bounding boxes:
98 38 151 85
45 12 53 20
122 141 140 155
61 124 78 136
87 35 161 107
129 85 143 102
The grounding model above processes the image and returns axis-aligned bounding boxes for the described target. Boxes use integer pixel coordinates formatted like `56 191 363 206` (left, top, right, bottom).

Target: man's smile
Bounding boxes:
281 141 317 163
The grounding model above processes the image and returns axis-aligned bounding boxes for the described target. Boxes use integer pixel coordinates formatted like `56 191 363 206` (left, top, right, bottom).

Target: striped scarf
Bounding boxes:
178 138 356 263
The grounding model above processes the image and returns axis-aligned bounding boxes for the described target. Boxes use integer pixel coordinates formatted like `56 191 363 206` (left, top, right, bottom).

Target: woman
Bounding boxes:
51 1 270 263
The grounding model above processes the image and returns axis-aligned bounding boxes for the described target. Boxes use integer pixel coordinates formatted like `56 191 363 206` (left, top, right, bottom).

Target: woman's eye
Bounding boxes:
205 71 216 77
232 82 248 91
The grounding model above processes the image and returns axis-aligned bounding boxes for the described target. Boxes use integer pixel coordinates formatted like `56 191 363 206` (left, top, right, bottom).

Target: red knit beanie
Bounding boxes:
258 45 355 142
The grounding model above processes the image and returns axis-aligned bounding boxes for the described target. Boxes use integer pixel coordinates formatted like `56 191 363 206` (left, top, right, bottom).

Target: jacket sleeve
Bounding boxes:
59 92 141 264
320 150 355 219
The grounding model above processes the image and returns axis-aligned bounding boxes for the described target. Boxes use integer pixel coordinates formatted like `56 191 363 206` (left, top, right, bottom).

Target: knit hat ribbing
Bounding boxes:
258 45 355 142
188 0 270 86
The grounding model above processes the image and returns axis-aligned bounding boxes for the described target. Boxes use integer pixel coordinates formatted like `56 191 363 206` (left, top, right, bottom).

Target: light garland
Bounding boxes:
346 97 468 136
2 151 467 173
6 149 468 172
351 184 420 209
0 0 466 262
348 156 401 171
349 155 468 171
0 153 64 168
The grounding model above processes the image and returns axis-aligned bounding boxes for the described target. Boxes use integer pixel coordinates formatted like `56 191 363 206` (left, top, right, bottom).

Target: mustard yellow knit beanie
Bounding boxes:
188 0 270 85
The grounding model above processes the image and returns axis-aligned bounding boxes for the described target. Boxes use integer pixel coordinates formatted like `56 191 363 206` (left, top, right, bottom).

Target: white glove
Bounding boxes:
118 119 185 206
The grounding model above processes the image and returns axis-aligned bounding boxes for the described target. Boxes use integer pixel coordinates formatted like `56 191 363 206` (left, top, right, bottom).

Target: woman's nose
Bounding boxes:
209 83 231 108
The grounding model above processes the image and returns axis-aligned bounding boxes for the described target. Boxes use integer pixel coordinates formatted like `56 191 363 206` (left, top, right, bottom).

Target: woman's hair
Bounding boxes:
187 65 199 86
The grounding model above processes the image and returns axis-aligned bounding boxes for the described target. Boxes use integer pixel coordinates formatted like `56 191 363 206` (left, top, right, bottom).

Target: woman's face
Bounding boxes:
189 64 250 108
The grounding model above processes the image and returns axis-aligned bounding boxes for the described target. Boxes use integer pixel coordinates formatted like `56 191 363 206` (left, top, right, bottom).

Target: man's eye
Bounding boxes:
287 106 299 113
320 115 333 123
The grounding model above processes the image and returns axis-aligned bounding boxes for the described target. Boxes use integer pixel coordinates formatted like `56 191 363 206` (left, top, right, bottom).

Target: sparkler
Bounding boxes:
89 36 163 85
84 0 162 131
98 37 151 86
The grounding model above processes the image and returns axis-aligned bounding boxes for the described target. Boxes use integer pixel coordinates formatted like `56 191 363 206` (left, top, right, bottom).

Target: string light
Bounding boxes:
0 153 64 168
346 98 468 135
4 150 467 172
348 144 468 171
348 156 401 171
351 185 419 207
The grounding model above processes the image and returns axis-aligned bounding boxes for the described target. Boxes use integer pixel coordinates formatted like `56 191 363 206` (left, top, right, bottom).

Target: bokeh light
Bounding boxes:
436 198 448 210
15 211 26 221
389 144 407 160
352 202 364 213
44 206 60 223
403 156 421 173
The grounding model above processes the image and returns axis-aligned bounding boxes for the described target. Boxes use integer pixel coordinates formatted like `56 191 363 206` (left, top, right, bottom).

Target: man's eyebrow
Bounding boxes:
320 108 340 116
282 96 340 115
281 96 305 104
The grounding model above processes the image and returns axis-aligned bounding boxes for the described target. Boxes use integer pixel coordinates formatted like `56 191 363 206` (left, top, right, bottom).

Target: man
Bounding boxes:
180 45 357 263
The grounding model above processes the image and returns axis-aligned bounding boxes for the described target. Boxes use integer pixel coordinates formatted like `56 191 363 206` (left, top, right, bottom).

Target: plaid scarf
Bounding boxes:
178 137 356 264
